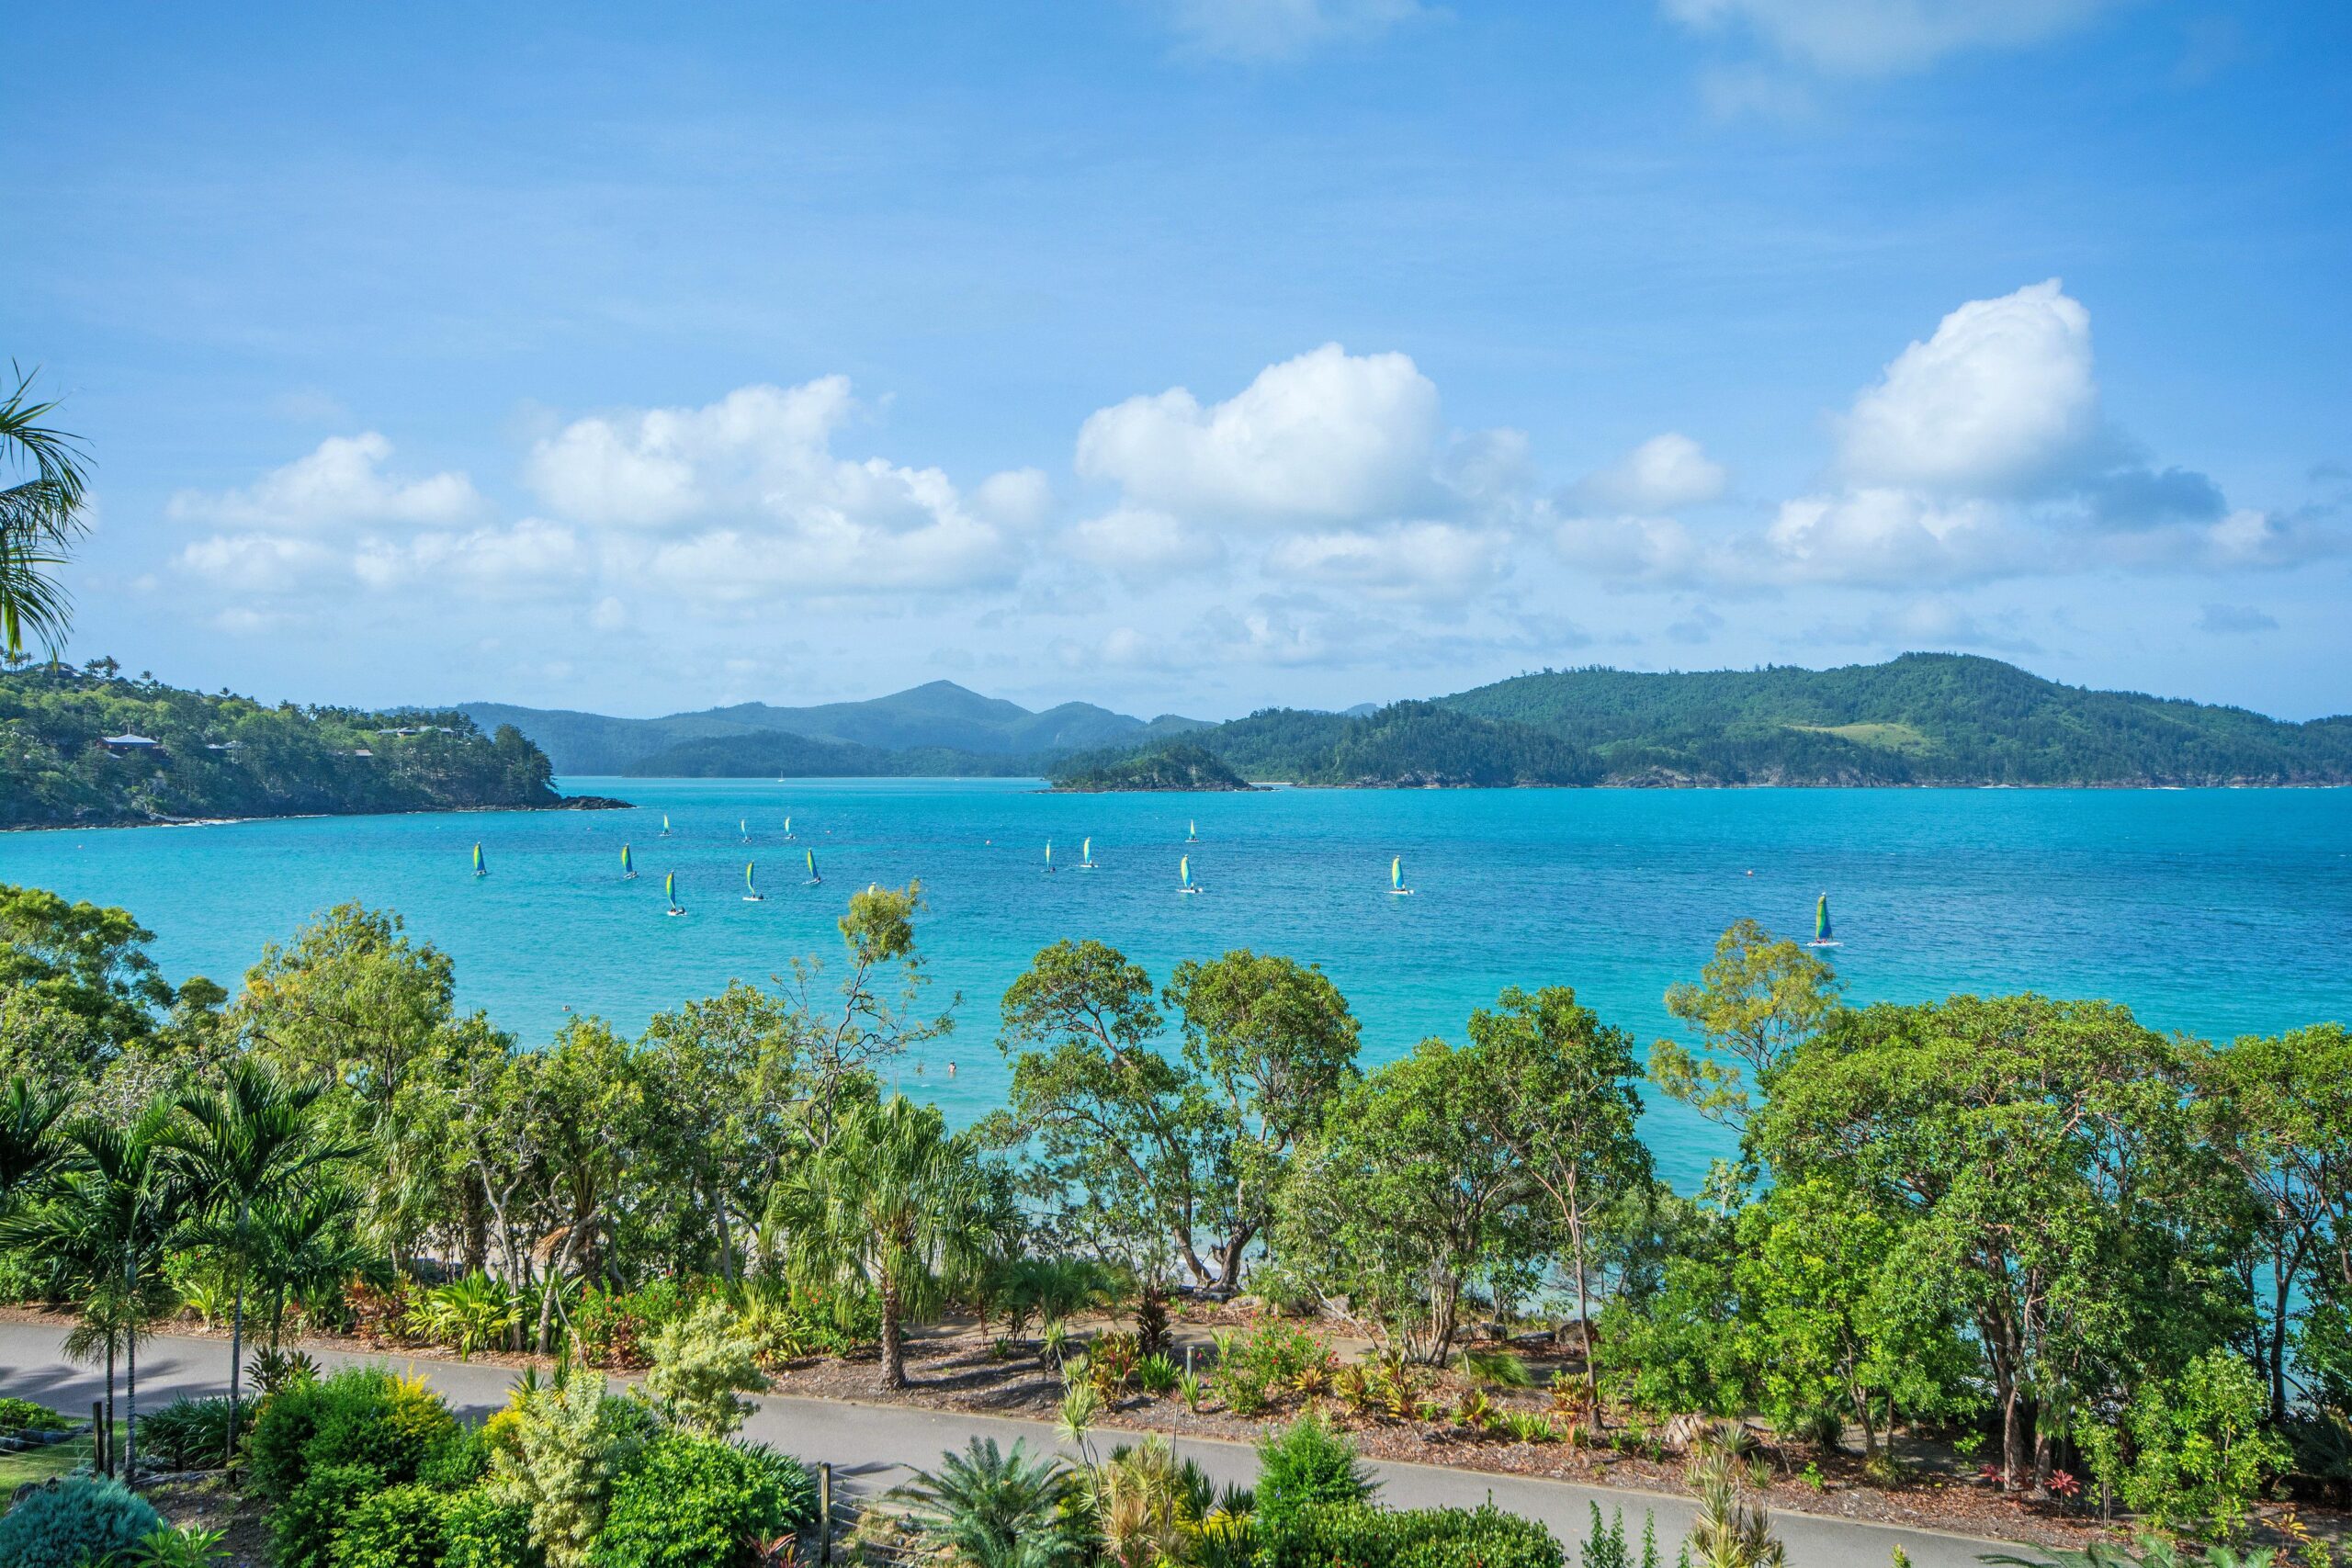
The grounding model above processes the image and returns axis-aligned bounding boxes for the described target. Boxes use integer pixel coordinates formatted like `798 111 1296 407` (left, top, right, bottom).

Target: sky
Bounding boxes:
6 1 2348 722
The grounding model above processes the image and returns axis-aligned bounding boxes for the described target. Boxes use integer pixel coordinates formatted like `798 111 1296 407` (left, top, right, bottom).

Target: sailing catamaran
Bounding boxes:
804 849 821 886
1080 837 1095 871
471 843 487 878
1045 840 1055 874
1179 854 1201 895
660 814 673 838
1187 819 1197 842
784 816 794 840
1808 892 1842 948
742 861 763 902
620 843 637 880
664 872 686 917
1390 855 1412 897
741 818 750 843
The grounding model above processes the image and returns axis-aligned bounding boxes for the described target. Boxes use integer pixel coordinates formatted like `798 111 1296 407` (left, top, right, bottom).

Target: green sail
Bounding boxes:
1815 893 1832 942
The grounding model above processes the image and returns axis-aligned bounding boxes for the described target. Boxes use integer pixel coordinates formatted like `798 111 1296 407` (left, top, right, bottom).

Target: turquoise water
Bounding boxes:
3 780 2348 1191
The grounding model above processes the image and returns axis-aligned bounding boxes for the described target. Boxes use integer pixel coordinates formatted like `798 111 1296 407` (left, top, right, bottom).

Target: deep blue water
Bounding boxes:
3 780 2347 1190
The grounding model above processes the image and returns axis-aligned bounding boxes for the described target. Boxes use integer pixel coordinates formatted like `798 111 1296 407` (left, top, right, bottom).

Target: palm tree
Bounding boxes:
0 366 92 658
0 1103 187 1478
888 1438 1085 1568
771 1095 992 1389
239 1184 376 1356
164 1059 356 1451
0 1076 71 1204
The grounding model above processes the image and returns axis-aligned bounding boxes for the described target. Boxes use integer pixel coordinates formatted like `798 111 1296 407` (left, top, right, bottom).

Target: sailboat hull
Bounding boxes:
742 894 764 902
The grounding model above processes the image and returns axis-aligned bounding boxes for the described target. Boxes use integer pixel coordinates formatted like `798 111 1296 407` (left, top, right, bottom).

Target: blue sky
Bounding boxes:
6 1 2347 720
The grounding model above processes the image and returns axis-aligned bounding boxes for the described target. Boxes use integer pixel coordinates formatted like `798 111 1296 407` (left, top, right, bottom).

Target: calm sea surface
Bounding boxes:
3 780 2347 1190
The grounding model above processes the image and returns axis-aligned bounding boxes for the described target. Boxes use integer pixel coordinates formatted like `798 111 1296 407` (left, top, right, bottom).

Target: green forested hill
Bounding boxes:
616 729 1034 778
1436 653 2352 785
0 664 585 828
1049 742 1252 791
1067 655 2351 788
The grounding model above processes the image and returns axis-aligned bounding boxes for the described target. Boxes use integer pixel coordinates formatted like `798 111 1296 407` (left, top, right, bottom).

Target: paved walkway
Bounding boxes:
0 1323 2023 1568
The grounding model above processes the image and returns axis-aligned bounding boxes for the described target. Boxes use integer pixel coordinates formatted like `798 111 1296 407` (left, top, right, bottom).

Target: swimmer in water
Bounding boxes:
947 1062 956 1077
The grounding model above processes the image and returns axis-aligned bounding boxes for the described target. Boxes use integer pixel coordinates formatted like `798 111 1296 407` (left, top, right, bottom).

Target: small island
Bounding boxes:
0 661 624 829
1049 740 1254 792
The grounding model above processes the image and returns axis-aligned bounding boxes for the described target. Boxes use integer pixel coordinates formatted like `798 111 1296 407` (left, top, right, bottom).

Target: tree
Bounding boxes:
0 884 174 1066
781 881 955 1149
0 367 92 658
1460 984 1650 1408
775 1095 993 1388
164 1057 357 1452
1649 919 1841 1129
0 1074 69 1205
2101 1348 2292 1543
1273 1039 1542 1363
1756 995 2199 1493
992 940 1214 1284
2190 1024 2352 1420
0 1102 187 1477
1164 949 1361 1291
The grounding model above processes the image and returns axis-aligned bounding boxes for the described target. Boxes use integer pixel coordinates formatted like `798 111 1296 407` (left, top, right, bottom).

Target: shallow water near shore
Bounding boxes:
3 778 2347 1191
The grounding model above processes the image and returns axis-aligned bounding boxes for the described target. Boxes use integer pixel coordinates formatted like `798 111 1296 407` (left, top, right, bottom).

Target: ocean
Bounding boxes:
4 779 2346 1191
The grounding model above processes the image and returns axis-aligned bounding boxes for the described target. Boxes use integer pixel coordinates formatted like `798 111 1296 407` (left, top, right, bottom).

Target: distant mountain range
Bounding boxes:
463 656 2352 789
458 681 1208 775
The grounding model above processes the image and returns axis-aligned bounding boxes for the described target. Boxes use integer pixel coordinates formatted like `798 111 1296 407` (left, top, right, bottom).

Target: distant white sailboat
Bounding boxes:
741 818 750 843
1045 840 1055 874
784 815 795 840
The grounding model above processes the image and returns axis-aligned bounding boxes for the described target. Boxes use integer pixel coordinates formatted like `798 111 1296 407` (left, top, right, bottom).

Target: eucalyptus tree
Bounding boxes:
774 1095 994 1388
772 880 955 1149
1461 984 1650 1407
1648 919 1842 1129
0 366 92 657
0 1101 187 1476
165 1057 357 1446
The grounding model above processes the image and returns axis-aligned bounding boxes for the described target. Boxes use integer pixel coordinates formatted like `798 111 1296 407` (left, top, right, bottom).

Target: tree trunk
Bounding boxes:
227 1198 249 1467
126 1249 139 1483
2270 1269 2292 1425
1569 1209 1599 1419
105 1336 116 1480
879 1278 906 1389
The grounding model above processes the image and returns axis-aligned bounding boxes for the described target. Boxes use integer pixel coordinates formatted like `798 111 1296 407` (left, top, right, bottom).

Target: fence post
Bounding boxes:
818 1461 833 1566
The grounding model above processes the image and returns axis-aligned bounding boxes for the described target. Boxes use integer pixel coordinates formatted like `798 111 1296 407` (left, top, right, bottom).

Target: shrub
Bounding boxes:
571 1280 719 1369
138 1394 250 1470
272 1462 379 1568
1256 1503 1564 1568
421 1423 495 1490
1137 1352 1180 1395
334 1483 449 1568
1224 1320 1333 1393
489 1373 652 1568
411 1273 525 1359
0 1395 72 1432
0 1477 164 1568
639 1303 768 1438
248 1366 457 1505
118 1522 232 1567
2109 1348 2292 1543
443 1487 542 1568
1254 1412 1376 1529
586 1436 817 1568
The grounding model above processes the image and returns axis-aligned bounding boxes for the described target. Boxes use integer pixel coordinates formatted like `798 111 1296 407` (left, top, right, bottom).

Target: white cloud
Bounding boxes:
1166 0 1429 62
168 433 481 529
1763 488 2022 585
352 519 586 595
1069 505 1227 582
1577 433 1728 512
177 533 342 594
1553 512 1705 582
525 379 857 529
589 595 629 632
1076 344 1444 524
1266 522 1504 604
1663 0 2119 76
974 468 1055 529
1838 279 2098 496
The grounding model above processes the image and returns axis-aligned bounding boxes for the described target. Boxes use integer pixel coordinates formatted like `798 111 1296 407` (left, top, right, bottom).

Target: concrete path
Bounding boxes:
0 1323 2025 1568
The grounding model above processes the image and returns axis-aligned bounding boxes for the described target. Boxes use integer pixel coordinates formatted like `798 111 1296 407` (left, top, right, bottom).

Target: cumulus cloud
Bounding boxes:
352 519 586 596
1165 0 1429 62
1077 344 1444 524
177 533 343 595
1267 522 1504 604
1069 505 1227 582
1662 0 2119 76
1576 433 1727 512
1837 279 2098 495
169 433 482 529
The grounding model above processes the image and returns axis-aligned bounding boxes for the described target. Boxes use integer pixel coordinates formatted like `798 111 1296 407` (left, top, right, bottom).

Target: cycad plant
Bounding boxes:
164 1059 357 1454
0 1102 188 1476
1683 1423 1785 1568
888 1437 1085 1568
770 1095 992 1388
0 366 92 657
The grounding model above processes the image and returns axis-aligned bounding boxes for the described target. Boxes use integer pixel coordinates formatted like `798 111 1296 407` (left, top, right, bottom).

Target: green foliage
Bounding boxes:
638 1302 768 1437
0 664 563 829
488 1373 650 1568
334 1483 450 1568
274 1462 380 1568
1254 1412 1376 1529
114 1523 233 1568
2104 1349 2292 1542
135 1394 251 1469
0 1477 164 1568
586 1437 816 1568
1647 921 1840 1129
412 1273 524 1359
1254 1502 1565 1568
1218 1320 1336 1412
1049 740 1251 792
441 1487 542 1568
0 1394 72 1431
887 1437 1083 1568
